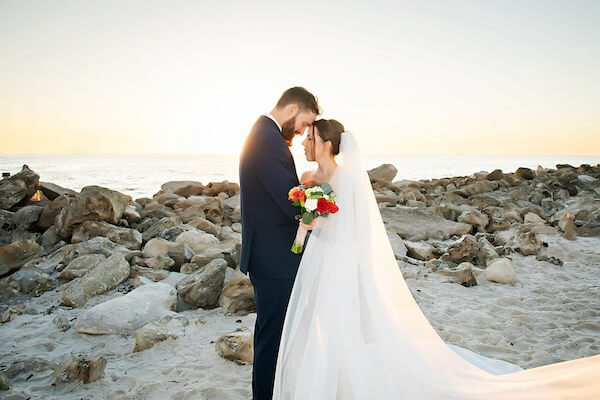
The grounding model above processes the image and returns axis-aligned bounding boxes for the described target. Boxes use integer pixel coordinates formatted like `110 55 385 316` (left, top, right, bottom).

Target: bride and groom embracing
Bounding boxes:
238 87 599 400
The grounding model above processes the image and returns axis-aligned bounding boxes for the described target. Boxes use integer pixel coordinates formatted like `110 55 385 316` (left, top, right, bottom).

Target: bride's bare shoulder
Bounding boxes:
300 170 314 183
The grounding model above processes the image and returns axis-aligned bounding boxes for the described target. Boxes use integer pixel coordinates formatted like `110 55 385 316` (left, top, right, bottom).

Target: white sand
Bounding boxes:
1 233 599 399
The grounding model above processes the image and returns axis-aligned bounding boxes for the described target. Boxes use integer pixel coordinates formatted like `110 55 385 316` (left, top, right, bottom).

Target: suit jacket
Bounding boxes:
239 115 303 279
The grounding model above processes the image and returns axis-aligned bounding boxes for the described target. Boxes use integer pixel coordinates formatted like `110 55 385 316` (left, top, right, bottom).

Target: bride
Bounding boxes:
272 119 600 399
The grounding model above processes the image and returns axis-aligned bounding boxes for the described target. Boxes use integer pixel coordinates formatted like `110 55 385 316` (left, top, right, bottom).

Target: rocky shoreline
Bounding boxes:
0 162 599 399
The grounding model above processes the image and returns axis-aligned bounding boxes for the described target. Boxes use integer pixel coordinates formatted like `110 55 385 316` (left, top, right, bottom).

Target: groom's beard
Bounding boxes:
281 116 297 146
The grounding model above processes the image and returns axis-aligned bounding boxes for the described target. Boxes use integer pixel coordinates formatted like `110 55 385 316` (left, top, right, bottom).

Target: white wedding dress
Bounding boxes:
272 132 600 399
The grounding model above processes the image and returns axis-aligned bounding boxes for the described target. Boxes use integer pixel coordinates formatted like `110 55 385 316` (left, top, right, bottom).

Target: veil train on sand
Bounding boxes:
272 131 600 399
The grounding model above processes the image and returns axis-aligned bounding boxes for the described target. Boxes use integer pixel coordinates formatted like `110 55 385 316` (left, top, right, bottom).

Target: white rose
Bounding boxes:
305 198 318 211
305 186 323 199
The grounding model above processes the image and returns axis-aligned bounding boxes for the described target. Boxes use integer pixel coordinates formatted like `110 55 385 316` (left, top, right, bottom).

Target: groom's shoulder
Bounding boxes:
248 116 280 145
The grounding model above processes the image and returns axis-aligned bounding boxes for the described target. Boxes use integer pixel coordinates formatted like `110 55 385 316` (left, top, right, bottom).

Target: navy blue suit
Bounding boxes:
239 115 302 400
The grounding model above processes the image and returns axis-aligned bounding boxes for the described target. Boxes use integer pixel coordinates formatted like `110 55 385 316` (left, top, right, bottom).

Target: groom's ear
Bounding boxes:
285 103 299 117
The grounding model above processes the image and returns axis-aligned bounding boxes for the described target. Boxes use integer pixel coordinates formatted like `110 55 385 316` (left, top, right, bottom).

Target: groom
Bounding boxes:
239 87 320 399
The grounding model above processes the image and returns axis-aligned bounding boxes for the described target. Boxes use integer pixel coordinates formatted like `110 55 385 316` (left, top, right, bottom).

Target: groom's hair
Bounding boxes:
276 87 321 115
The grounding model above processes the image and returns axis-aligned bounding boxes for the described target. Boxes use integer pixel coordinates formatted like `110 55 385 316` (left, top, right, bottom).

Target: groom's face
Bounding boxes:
281 106 317 144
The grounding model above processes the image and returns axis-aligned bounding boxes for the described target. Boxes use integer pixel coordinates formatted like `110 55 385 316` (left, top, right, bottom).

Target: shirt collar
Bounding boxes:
263 113 282 132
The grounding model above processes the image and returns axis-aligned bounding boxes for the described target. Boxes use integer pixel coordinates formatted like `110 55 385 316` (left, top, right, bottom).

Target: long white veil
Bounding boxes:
273 131 600 399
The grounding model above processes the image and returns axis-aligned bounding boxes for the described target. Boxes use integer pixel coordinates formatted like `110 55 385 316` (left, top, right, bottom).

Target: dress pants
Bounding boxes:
249 272 296 400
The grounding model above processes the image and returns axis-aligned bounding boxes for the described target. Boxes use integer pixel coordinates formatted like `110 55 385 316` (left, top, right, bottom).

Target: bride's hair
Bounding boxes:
313 119 345 155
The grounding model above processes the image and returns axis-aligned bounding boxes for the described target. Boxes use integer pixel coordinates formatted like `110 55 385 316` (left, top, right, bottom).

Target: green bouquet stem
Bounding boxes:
290 225 309 254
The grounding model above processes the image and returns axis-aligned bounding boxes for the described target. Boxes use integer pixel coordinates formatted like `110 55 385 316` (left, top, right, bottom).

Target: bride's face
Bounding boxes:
301 126 330 162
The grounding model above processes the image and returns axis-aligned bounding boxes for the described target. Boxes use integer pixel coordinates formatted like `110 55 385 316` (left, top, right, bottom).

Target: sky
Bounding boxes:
0 0 599 156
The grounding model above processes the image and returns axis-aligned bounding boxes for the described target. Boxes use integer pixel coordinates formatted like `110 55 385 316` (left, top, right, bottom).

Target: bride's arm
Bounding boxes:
300 170 312 184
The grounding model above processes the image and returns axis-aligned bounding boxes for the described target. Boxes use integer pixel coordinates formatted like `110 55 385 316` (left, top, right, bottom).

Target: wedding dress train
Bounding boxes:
272 131 600 399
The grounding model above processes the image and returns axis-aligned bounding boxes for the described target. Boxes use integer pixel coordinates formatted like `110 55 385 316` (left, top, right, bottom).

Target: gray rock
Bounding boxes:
38 181 77 200
38 194 73 229
6 266 58 296
368 164 398 182
145 254 175 270
52 354 106 384
62 253 130 308
0 370 9 390
174 229 220 254
130 265 170 281
558 212 577 240
447 235 479 264
515 167 535 180
0 165 39 210
74 282 177 335
387 231 407 258
188 217 221 237
53 314 71 332
0 239 44 277
12 205 44 230
161 180 205 197
141 216 182 242
381 206 472 241
59 254 107 281
404 240 438 261
55 185 132 238
71 220 142 250
435 262 478 287
134 315 188 352
176 258 227 308
457 209 489 231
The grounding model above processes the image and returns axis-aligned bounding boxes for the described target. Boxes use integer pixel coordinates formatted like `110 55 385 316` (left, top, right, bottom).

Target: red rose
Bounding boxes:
327 201 339 213
304 180 317 186
317 198 329 213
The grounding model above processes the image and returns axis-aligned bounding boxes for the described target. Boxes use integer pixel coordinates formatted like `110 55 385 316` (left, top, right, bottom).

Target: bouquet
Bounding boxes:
288 180 339 254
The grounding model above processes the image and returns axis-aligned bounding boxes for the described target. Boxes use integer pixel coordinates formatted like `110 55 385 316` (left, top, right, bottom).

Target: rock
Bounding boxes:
536 254 564 266
476 236 499 266
41 225 60 250
62 253 130 308
558 212 578 240
202 181 239 197
38 181 77 200
514 167 535 180
157 223 196 241
52 354 106 384
223 194 241 209
486 169 504 181
381 206 472 241
71 220 142 250
447 235 479 264
59 254 107 281
231 222 242 233
404 240 437 261
215 326 253 364
161 181 205 197
507 231 543 256
141 216 182 242
0 210 14 230
387 231 407 258
176 258 228 309
0 239 44 277
524 212 545 225
74 282 177 335
368 164 398 182
130 265 170 281
485 258 516 284
435 262 478 287
189 217 221 237
134 315 188 352
38 195 72 229
53 314 71 332
145 254 176 270
142 237 194 266
0 165 39 210
6 266 58 296
457 209 489 231
219 270 255 315
0 370 9 390
12 205 44 230
55 186 132 238
174 230 220 254
4 357 56 380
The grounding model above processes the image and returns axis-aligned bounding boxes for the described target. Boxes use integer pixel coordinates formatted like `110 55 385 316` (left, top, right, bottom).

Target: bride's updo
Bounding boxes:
313 119 345 156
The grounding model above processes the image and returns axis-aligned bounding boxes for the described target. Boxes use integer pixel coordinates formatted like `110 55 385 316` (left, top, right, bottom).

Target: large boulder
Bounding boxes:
55 186 132 238
12 205 44 230
38 194 73 229
0 165 39 210
0 239 43 277
368 164 398 182
142 237 194 267
5 266 58 296
62 253 131 308
59 254 107 281
381 206 472 241
160 181 205 197
174 230 220 254
38 182 77 201
72 220 142 250
74 282 177 335
215 326 253 364
176 258 227 308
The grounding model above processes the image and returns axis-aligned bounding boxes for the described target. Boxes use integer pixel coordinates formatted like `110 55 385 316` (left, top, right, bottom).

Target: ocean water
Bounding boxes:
0 153 598 200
